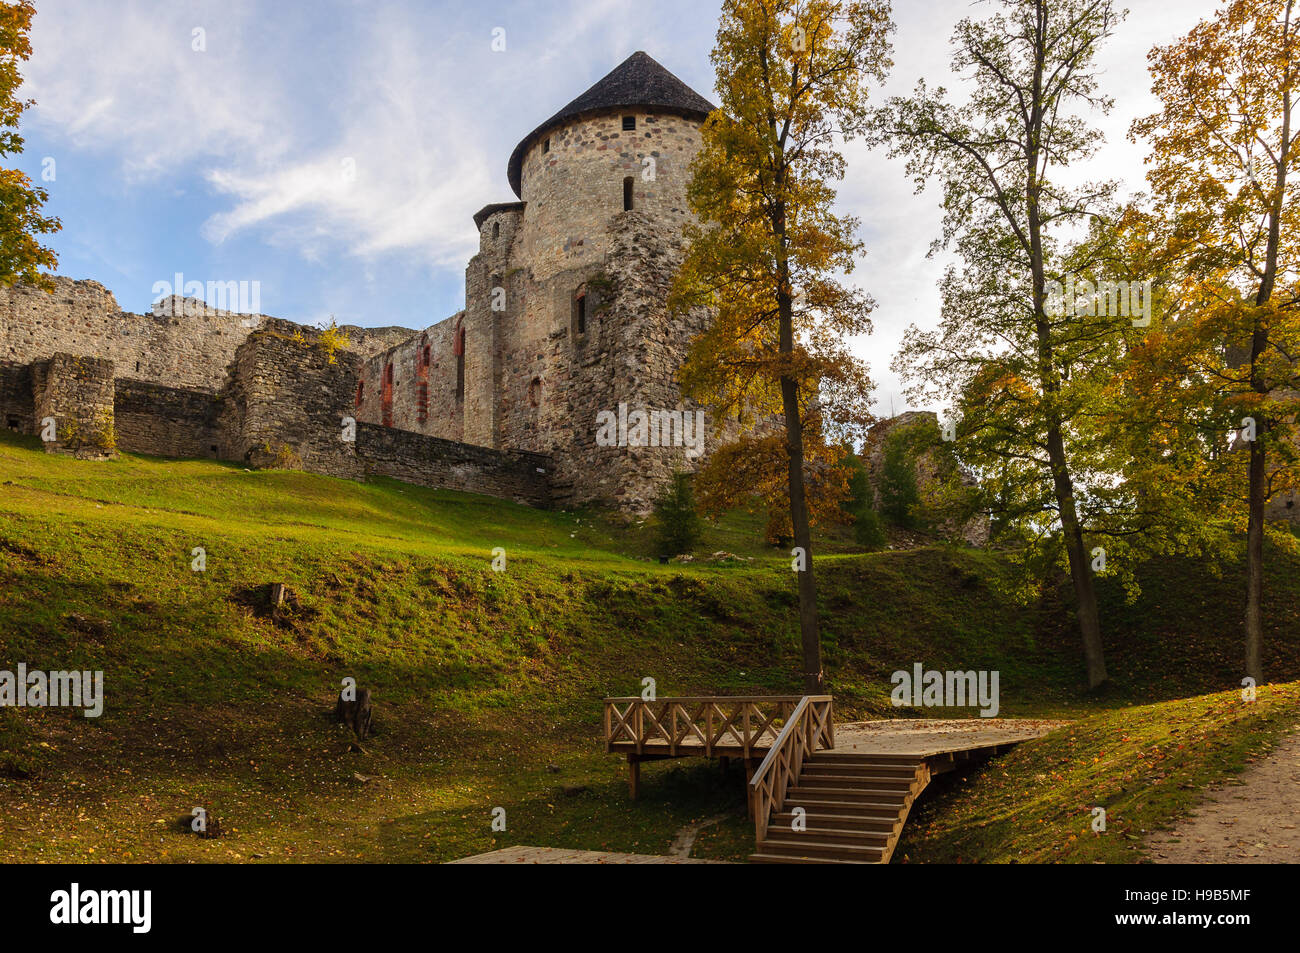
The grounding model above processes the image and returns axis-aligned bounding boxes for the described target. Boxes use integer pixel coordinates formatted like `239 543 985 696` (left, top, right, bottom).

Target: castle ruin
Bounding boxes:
0 52 718 512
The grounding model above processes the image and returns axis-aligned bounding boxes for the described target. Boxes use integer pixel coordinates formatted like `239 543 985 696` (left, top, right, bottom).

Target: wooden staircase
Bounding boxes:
749 752 930 864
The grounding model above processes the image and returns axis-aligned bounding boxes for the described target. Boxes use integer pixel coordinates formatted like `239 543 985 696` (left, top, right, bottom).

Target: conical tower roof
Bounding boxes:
506 51 715 197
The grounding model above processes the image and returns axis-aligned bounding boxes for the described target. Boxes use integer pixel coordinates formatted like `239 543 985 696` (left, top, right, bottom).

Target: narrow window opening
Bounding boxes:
454 327 465 401
623 176 634 211
575 294 587 336
527 377 541 408
542 137 550 153
492 222 500 239
382 363 394 427
622 115 636 131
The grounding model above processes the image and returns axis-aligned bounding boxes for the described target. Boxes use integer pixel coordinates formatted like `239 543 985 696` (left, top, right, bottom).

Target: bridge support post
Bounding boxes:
626 754 640 800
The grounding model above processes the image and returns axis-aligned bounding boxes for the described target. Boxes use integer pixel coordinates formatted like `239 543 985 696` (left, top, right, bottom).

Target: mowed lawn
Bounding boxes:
1 431 1298 862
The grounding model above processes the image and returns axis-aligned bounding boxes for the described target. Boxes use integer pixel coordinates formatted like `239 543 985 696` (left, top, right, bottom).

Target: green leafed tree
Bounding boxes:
873 0 1126 689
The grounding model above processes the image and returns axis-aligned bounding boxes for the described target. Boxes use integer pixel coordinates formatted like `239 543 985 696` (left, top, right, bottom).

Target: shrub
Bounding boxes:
844 452 887 549
652 471 702 558
879 430 921 529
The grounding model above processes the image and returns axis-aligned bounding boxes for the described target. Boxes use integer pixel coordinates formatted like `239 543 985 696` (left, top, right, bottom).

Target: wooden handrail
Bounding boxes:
747 695 834 847
603 695 804 704
602 696 804 757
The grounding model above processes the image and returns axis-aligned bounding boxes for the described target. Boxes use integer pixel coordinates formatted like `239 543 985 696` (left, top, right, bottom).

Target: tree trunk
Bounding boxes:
1245 433 1266 683
782 371 822 695
776 262 821 695
1047 425 1109 689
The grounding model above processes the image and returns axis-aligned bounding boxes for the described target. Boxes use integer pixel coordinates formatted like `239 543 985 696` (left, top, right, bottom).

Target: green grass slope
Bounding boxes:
1 431 1297 862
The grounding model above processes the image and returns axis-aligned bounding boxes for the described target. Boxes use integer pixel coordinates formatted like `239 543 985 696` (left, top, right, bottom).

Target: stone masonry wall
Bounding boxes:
114 380 223 460
550 210 717 510
357 312 465 442
219 319 363 479
32 352 116 458
0 277 415 397
355 422 550 507
515 112 701 283
2 279 257 392
0 361 34 434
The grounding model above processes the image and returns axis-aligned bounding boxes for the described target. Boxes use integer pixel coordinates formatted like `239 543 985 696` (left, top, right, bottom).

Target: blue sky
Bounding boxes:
19 0 1222 412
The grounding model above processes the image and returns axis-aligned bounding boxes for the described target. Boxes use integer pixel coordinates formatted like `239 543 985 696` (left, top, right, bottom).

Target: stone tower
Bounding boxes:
356 50 719 510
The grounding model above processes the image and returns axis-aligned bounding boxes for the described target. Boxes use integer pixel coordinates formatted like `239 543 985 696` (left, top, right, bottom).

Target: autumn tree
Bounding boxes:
873 0 1123 689
669 0 893 693
0 0 58 288
1131 0 1300 682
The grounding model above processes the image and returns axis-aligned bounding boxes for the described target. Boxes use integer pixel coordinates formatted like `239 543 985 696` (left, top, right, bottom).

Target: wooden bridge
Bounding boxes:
604 694 1054 864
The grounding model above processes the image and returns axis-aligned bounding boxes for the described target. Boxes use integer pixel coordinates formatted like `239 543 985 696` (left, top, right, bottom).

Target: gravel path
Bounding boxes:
1146 728 1300 863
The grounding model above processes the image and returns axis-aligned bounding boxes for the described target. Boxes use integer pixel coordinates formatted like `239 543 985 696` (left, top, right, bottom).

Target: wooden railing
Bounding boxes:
603 696 804 758
747 695 834 846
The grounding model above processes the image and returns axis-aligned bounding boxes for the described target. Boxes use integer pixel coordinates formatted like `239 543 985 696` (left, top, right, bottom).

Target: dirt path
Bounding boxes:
668 813 730 858
1146 728 1300 863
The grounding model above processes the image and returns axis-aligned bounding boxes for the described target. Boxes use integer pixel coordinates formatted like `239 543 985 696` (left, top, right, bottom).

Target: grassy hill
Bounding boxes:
1 430 1298 862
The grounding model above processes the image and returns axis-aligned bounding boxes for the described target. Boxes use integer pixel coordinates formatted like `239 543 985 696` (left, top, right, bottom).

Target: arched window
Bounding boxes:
623 176 634 211
527 377 541 408
492 221 500 239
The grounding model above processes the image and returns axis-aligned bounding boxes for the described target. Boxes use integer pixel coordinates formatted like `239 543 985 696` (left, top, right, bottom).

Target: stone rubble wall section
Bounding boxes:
115 380 223 460
31 352 116 458
355 422 550 508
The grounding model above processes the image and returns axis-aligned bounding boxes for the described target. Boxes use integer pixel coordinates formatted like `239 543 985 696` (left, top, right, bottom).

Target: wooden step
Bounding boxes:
795 774 914 790
807 752 924 765
773 811 898 831
748 852 870 864
780 796 906 813
769 828 891 846
787 786 912 803
801 762 917 779
757 838 887 861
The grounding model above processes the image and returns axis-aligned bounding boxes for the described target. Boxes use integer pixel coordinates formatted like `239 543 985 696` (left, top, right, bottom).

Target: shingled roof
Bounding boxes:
506 51 715 197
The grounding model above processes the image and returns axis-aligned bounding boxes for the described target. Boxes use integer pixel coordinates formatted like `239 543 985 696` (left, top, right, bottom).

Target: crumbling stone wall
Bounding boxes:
218 320 363 479
32 352 116 459
115 380 222 460
0 361 34 434
2 278 259 392
865 411 988 547
0 277 414 395
356 423 550 507
355 313 464 442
